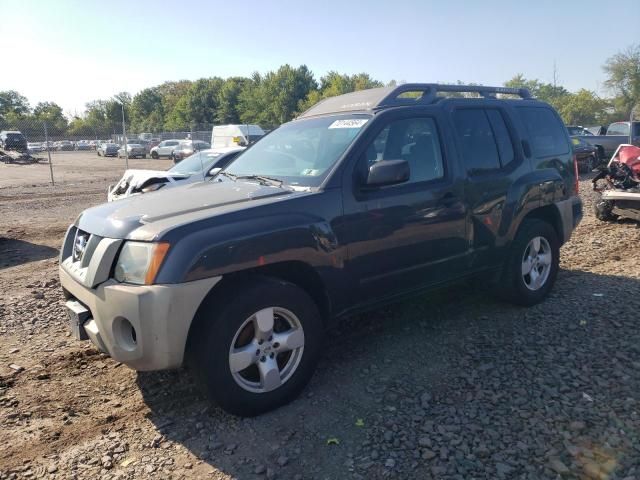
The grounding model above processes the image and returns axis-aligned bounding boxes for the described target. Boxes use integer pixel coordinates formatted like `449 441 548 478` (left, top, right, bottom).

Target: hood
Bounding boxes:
79 179 306 240
107 169 191 202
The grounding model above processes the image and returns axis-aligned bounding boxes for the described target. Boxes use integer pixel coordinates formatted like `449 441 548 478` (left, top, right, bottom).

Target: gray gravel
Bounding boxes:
1 172 639 479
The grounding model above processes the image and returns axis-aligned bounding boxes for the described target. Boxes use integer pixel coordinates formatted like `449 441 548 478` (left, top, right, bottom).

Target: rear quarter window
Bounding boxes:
517 107 569 157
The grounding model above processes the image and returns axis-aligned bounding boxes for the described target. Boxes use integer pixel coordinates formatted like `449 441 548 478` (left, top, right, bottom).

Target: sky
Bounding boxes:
2 0 639 116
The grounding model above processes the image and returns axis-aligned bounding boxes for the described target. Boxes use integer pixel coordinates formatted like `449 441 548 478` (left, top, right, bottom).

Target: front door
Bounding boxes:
342 113 468 305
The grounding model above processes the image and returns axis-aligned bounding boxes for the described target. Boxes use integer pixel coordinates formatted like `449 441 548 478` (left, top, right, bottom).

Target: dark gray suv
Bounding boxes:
60 84 582 416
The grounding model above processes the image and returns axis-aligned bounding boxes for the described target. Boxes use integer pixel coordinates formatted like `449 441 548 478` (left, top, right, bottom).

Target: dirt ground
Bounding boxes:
1 154 639 480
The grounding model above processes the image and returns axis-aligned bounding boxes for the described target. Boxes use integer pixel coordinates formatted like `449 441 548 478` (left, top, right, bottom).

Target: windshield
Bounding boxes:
225 115 370 187
169 151 220 175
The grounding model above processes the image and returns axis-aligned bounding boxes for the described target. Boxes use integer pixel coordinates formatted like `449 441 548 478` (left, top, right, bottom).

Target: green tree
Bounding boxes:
130 87 164 133
603 44 640 118
33 101 68 135
216 77 248 124
556 89 609 125
239 65 317 125
299 71 384 111
0 90 30 119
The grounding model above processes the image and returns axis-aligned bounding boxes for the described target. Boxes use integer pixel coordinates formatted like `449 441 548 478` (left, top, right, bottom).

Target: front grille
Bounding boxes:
72 229 91 263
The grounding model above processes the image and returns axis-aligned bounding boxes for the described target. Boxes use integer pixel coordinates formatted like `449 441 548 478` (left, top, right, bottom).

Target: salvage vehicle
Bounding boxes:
28 142 45 153
566 125 593 136
107 147 244 201
571 137 599 172
97 142 119 157
593 144 640 222
574 121 640 159
59 84 582 416
0 130 28 152
56 140 75 151
211 124 265 148
171 140 211 163
150 139 181 159
118 143 146 159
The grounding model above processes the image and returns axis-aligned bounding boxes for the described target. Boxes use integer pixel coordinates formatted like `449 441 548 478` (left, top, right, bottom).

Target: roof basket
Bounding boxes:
297 83 532 118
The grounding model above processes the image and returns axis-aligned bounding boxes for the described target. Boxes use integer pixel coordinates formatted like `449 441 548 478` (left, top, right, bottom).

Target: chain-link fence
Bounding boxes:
1 116 272 187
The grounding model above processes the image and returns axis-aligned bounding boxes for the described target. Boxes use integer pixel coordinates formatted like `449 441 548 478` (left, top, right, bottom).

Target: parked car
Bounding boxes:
0 130 28 152
171 140 211 162
97 142 119 157
75 140 92 151
118 144 146 159
211 124 265 148
56 140 75 151
573 121 640 159
27 142 44 153
107 147 244 201
150 139 181 159
59 83 582 416
571 137 599 172
566 125 594 136
89 140 99 149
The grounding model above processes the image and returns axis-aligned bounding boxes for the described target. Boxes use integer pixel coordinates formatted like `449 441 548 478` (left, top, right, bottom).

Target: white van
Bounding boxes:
211 124 265 149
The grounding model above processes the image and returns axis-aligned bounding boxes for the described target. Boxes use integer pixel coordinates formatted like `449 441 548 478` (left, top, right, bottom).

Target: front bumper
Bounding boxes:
60 266 221 371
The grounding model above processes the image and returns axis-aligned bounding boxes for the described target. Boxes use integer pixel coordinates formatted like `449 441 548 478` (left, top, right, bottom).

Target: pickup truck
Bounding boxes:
574 121 640 159
59 84 582 416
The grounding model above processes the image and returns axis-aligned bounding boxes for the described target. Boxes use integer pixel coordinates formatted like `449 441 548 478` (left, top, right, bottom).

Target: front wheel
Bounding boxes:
498 219 559 306
151 151 159 159
190 277 324 416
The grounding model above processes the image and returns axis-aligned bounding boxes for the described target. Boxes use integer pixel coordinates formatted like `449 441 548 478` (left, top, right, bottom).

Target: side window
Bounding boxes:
366 117 444 184
485 109 515 166
607 123 629 136
453 109 501 174
517 107 569 157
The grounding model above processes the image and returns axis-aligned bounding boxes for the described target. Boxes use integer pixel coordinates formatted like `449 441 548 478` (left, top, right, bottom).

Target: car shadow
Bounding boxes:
0 237 59 269
135 268 640 479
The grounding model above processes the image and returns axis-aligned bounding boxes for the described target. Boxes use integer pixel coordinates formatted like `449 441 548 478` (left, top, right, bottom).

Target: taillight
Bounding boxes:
573 154 579 194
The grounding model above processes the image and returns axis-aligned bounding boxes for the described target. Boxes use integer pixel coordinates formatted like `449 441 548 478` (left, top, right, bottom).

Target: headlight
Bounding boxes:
114 242 170 285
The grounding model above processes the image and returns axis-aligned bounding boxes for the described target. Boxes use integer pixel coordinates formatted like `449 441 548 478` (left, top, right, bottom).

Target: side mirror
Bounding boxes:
208 167 222 177
365 159 410 187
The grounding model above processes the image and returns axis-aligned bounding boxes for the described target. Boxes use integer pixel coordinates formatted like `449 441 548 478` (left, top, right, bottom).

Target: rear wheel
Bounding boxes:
190 277 324 416
498 219 559 306
151 151 159 159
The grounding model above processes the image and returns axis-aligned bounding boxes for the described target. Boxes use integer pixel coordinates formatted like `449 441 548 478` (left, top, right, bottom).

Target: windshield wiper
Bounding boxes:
218 171 238 181
235 175 284 187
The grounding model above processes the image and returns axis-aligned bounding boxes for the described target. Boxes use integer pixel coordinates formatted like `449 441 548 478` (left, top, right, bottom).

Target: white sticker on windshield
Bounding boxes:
328 119 369 129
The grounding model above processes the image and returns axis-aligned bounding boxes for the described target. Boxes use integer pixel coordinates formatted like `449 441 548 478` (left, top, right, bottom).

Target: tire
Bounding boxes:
97 150 101 156
594 199 618 222
498 219 560 306
151 151 159 159
583 155 595 173
190 277 324 417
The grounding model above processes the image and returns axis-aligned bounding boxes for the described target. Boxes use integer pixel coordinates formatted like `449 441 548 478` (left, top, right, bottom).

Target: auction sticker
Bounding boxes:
329 119 369 129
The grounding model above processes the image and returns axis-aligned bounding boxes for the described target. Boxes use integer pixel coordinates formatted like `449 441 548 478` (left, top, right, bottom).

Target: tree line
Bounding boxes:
1 44 638 139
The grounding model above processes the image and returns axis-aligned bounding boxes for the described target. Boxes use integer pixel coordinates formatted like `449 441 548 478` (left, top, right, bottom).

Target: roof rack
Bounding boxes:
297 83 532 118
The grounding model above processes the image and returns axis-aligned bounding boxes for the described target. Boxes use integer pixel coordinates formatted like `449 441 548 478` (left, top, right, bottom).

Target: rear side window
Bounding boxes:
485 109 515 166
517 107 569 157
453 109 501 174
607 123 629 136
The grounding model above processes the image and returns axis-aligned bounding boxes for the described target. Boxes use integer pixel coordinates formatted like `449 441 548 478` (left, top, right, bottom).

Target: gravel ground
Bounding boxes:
1 159 639 480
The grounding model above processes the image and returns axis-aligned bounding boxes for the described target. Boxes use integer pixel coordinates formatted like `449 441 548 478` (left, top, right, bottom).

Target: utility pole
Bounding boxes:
121 102 129 170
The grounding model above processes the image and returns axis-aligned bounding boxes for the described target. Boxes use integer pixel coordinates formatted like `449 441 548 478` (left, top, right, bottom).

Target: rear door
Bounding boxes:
342 109 468 304
449 106 524 266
